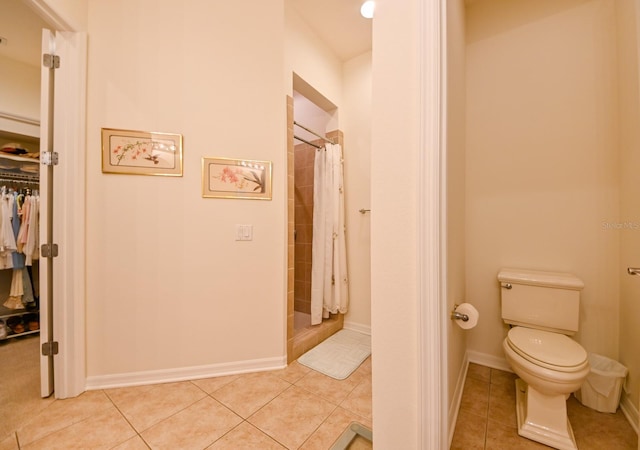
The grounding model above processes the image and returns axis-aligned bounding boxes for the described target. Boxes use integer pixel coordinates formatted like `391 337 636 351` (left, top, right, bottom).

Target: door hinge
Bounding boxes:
42 341 59 356
41 243 59 258
43 53 60 69
42 151 59 166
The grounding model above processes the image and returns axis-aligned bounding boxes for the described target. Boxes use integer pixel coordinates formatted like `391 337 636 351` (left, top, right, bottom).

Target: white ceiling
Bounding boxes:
0 1 372 68
288 0 372 61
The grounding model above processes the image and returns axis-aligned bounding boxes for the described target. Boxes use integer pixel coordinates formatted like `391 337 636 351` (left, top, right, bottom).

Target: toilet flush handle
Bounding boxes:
627 267 640 276
502 283 512 289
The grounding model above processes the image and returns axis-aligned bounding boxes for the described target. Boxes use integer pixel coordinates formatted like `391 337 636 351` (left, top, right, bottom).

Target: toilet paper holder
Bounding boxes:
451 304 469 322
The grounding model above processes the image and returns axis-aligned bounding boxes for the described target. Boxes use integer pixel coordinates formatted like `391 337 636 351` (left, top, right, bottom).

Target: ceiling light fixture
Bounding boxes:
360 1 375 19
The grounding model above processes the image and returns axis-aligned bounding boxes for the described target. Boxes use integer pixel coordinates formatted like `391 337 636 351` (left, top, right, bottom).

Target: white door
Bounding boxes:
37 26 87 399
39 28 55 397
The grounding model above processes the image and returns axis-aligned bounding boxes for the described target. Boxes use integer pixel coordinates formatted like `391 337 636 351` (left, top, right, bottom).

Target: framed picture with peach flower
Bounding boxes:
202 157 272 200
101 128 183 176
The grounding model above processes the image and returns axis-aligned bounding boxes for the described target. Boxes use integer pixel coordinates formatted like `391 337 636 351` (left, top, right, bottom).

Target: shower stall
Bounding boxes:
286 91 347 362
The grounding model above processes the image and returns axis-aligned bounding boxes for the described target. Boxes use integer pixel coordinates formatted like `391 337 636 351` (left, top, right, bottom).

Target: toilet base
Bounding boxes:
514 378 578 450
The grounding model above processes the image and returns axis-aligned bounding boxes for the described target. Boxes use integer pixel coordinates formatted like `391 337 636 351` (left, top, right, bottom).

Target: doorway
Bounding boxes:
0 0 87 405
0 0 53 435
286 84 346 363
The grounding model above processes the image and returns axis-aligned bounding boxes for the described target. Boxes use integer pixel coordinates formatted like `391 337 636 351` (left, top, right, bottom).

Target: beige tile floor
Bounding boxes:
0 338 372 450
452 363 638 449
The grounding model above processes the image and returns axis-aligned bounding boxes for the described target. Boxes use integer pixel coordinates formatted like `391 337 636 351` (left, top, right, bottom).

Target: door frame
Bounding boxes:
28 0 87 399
418 0 448 447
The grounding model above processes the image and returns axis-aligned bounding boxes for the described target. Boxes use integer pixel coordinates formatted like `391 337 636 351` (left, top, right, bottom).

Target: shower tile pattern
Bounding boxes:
287 95 295 361
293 140 316 315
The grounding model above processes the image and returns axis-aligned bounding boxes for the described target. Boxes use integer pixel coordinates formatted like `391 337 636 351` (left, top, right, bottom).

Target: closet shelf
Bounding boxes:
0 307 40 340
0 153 40 163
1 329 39 340
0 153 39 184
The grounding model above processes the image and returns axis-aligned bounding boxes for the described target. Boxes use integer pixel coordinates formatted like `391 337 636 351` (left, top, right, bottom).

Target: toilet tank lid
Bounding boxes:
498 268 584 290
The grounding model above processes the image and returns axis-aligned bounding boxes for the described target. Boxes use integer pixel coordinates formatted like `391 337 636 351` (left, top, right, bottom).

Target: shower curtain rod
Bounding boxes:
293 121 336 145
294 134 323 149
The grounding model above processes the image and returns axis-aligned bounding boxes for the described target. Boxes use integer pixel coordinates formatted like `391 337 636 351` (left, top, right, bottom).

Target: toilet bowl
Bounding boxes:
503 327 589 450
498 268 589 450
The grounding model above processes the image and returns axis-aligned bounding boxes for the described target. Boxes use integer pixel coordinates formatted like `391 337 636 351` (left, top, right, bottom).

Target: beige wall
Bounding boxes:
86 1 287 377
0 56 40 121
85 0 373 380
342 51 372 332
284 5 342 107
465 0 620 360
617 0 640 412
446 0 468 428
371 0 421 446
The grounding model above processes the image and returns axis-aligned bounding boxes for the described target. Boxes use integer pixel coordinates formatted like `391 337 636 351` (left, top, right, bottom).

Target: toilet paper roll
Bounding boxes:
454 303 479 330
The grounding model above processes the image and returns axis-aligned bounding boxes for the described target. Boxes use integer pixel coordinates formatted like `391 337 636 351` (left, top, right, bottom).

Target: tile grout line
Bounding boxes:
484 374 491 450
103 388 151 449
242 383 296 449
190 376 262 448
294 368 372 449
16 392 115 449
201 386 265 448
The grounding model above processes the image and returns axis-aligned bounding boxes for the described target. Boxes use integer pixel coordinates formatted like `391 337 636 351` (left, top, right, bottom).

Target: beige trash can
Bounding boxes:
575 353 628 413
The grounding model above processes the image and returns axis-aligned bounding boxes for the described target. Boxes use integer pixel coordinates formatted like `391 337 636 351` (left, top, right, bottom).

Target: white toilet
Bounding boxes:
498 268 590 450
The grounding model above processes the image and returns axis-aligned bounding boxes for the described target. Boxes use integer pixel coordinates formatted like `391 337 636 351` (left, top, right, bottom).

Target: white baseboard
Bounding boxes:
343 321 371 335
85 356 287 391
448 352 469 448
467 350 512 373
620 391 639 435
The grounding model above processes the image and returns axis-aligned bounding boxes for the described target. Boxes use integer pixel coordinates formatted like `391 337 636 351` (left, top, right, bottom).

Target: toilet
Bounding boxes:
498 268 590 450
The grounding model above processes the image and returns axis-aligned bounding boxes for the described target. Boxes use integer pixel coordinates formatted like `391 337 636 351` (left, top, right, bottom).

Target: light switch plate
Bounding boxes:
235 224 253 241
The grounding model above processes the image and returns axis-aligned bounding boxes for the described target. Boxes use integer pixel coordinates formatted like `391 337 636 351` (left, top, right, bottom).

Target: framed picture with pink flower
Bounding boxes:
202 157 272 200
101 128 183 176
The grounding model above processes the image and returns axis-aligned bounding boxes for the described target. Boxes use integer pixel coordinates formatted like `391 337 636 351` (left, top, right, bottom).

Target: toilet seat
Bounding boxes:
507 327 588 372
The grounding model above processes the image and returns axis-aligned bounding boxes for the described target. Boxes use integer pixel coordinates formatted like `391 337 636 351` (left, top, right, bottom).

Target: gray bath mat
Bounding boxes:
298 329 371 380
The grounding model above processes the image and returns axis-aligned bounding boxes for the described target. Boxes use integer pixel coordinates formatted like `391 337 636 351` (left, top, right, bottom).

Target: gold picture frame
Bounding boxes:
101 128 183 176
202 157 272 200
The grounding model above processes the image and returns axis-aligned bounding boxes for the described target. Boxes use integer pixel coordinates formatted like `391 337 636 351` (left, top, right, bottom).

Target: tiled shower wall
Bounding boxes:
294 142 316 314
287 96 295 362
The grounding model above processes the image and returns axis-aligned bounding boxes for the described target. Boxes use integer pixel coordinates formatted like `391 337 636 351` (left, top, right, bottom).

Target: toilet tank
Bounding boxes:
498 268 584 335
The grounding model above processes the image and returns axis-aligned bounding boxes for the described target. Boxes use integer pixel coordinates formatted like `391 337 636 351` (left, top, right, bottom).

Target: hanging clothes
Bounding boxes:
24 195 39 266
0 190 39 309
11 192 25 269
0 192 16 270
4 268 24 309
310 143 349 325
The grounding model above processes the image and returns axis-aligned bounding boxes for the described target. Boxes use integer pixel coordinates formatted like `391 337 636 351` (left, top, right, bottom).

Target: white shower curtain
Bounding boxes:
310 142 349 325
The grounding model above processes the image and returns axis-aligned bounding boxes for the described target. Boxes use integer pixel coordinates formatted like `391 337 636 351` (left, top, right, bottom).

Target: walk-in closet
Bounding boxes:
0 132 40 341
0 0 50 434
